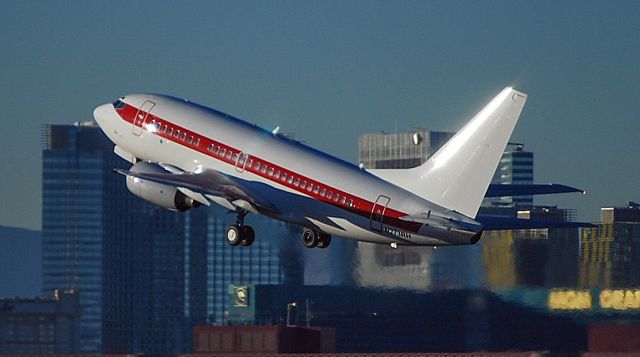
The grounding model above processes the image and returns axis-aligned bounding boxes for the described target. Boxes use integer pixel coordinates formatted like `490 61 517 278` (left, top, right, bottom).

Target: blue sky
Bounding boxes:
0 1 638 229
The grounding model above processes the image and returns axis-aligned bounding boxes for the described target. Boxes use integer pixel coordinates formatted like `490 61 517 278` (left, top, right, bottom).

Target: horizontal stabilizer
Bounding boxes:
476 215 594 230
485 183 585 197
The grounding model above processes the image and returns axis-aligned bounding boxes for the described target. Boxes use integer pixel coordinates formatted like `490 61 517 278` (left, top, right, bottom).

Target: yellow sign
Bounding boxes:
600 290 640 310
548 290 592 310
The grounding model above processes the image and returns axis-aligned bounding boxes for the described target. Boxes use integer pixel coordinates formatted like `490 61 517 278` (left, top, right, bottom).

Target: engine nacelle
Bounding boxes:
125 162 199 212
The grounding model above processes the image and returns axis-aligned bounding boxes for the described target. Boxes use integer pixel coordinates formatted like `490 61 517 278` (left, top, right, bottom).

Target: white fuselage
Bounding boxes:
93 94 483 246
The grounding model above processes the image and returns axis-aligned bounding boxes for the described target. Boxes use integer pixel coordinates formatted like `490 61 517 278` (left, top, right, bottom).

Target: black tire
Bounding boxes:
225 225 242 246
316 233 332 249
240 226 255 246
302 228 319 248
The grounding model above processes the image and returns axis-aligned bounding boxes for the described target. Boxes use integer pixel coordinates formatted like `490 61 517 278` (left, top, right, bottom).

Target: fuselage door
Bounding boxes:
235 152 248 172
132 100 156 136
370 195 390 232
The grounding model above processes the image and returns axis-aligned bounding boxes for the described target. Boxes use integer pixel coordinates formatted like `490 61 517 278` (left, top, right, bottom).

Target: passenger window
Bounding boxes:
232 153 238 161
174 130 180 138
313 186 319 194
208 144 214 152
220 148 226 157
181 132 187 141
348 199 354 207
162 125 168 133
341 196 347 204
188 136 193 144
333 194 339 202
260 165 267 173
326 191 332 199
274 170 280 179
320 188 326 197
293 178 300 186
307 184 313 192
268 167 274 176
214 146 220 154
246 159 253 167
194 138 200 146
254 162 260 170
239 155 246 165
287 176 294 184
226 151 232 159
155 121 161 130
168 128 173 135
300 181 306 189
281 173 287 181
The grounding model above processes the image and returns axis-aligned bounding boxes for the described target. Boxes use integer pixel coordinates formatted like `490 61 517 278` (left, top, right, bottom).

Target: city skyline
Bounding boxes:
1 1 638 230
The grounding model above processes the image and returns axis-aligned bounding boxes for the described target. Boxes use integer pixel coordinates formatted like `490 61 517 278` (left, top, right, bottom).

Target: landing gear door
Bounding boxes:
132 100 155 136
370 195 390 232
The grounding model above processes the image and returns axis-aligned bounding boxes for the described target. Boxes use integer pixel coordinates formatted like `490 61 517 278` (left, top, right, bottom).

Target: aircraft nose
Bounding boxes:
93 103 112 127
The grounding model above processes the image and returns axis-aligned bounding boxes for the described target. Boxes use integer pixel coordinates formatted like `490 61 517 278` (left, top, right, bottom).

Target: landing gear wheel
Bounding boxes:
302 228 319 248
240 226 255 246
225 225 242 246
316 233 332 249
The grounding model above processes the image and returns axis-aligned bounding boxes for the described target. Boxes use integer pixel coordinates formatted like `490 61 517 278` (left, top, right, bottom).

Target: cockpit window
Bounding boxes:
112 100 125 110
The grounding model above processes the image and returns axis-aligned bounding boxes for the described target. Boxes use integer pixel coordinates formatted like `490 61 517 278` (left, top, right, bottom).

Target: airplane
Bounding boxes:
93 87 534 249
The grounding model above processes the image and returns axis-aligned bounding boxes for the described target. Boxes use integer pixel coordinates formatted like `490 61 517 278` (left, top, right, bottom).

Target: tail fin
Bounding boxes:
370 87 527 218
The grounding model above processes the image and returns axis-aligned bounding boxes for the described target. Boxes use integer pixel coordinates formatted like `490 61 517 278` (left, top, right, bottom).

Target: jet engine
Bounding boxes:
125 162 199 212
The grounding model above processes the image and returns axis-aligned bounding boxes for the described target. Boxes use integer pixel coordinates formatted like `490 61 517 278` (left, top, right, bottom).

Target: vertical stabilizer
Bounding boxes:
370 87 527 218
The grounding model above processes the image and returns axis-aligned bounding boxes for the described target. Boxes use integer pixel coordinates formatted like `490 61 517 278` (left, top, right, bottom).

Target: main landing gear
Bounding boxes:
225 209 255 247
302 228 331 249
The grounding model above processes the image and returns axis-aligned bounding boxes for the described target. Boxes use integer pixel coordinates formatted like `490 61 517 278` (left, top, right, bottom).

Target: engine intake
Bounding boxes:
125 162 199 212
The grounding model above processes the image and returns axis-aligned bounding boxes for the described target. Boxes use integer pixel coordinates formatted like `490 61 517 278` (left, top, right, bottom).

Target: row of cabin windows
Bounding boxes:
151 119 200 147
160 124 356 208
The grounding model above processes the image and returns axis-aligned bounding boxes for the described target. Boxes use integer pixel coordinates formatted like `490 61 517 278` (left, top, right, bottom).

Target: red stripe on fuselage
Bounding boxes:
116 102 422 233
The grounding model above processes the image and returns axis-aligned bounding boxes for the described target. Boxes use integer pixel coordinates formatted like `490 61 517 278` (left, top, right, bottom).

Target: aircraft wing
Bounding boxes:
475 215 594 230
114 168 279 215
485 183 584 197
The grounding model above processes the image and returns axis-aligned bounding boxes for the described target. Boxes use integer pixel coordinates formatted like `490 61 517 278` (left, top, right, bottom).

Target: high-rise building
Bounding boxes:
42 122 122 352
42 122 303 354
358 129 454 169
488 143 534 208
